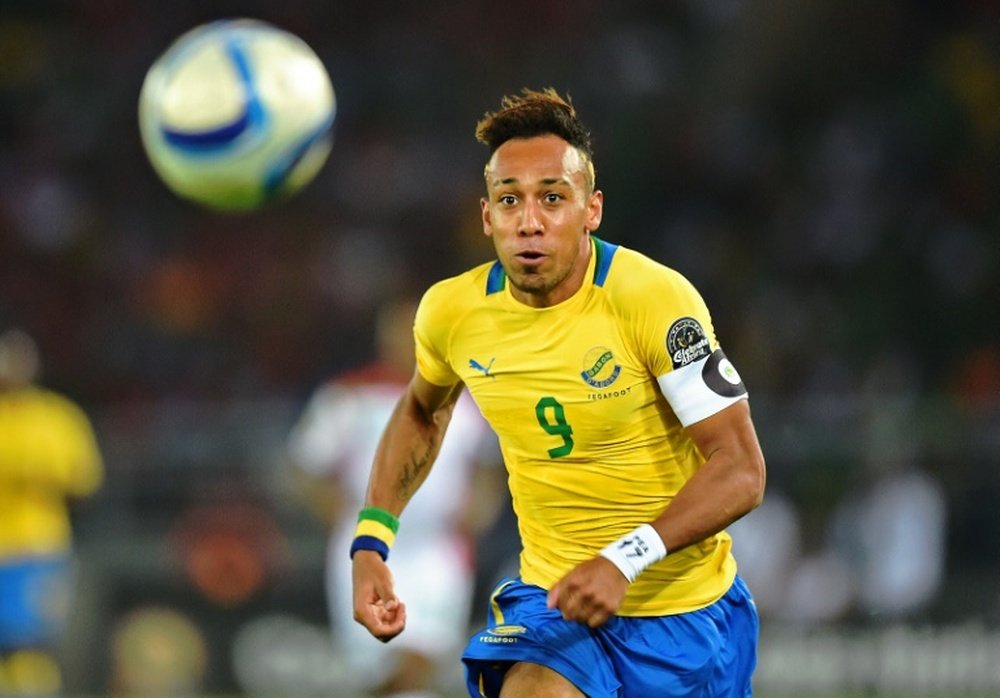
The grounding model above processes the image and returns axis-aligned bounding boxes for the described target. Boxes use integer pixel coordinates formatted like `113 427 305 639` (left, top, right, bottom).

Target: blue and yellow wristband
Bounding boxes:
349 506 400 561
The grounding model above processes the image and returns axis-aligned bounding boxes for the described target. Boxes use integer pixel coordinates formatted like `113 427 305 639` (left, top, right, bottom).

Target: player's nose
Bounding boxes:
518 198 544 236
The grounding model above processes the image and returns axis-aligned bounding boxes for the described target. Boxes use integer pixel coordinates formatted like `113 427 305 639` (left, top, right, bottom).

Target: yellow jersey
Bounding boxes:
415 236 748 615
0 387 104 557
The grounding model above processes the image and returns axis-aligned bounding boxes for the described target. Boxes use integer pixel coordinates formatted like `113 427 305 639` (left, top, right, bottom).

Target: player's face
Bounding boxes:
481 135 603 308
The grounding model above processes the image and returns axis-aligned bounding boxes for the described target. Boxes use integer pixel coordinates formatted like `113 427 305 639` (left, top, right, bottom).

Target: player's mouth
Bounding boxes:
514 250 546 267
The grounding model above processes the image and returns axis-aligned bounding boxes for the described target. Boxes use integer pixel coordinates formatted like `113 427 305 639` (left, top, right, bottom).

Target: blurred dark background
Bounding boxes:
0 0 997 695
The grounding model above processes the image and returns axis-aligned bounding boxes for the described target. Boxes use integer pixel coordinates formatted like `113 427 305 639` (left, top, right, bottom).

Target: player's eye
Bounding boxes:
498 194 517 206
544 192 563 204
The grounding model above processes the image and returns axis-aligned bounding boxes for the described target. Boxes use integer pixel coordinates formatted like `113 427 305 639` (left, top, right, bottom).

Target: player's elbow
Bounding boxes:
741 453 766 512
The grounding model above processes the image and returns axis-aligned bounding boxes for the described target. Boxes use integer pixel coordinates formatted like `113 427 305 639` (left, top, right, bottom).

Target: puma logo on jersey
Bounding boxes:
469 357 496 379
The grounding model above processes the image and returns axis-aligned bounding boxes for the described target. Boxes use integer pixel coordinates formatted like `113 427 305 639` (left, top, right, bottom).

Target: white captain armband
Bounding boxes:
599 524 668 583
657 348 748 427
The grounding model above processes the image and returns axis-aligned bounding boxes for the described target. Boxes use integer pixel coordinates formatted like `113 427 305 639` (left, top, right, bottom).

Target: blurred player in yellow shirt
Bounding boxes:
0 329 103 695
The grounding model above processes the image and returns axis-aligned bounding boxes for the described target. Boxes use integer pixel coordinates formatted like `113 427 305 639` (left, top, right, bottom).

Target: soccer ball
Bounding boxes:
138 19 335 211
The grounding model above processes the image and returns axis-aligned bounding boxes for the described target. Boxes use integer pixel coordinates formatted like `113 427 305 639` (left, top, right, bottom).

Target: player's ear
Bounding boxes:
481 197 493 238
586 189 603 232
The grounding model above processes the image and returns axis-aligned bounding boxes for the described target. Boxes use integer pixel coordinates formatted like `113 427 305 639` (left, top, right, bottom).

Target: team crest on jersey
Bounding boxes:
580 346 622 388
666 317 711 369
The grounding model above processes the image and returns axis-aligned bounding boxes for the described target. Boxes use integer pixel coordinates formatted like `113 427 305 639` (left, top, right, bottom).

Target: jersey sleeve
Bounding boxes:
413 281 463 387
636 267 748 427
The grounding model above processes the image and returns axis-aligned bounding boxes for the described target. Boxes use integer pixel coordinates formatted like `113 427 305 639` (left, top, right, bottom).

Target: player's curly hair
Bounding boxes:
476 88 596 189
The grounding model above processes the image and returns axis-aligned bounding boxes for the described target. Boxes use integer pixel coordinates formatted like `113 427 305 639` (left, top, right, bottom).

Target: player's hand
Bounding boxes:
352 550 406 642
546 556 629 628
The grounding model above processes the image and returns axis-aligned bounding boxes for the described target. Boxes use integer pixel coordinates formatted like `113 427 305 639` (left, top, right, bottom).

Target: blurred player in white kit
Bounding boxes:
287 298 500 697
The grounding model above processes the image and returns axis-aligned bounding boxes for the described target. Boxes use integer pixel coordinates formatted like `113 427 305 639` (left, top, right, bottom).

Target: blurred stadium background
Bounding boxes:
1 1 997 696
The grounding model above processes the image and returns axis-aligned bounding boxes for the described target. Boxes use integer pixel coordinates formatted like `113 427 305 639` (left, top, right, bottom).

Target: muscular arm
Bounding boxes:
364 371 463 514
352 371 461 642
651 398 766 553
548 399 765 627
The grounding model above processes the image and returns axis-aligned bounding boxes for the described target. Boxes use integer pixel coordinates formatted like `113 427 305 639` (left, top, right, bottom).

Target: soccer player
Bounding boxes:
0 329 104 695
288 298 501 697
351 89 767 696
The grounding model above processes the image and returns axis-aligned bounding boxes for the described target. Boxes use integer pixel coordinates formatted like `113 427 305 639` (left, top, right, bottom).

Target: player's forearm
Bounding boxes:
364 386 454 515
653 401 766 554
652 450 764 554
598 436 764 585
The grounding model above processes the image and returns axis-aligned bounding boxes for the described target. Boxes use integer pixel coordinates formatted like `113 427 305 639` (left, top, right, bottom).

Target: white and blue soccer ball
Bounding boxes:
139 19 336 211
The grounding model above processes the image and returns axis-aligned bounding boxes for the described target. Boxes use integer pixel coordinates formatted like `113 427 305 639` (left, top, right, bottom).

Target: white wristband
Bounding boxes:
599 524 668 583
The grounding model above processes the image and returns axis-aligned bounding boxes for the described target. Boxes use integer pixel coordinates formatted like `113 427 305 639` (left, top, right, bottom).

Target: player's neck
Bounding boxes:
510 235 593 309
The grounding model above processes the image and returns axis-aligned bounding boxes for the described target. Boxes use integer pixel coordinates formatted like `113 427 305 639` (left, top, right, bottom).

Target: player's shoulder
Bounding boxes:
419 261 496 315
22 386 85 414
599 239 702 304
13 387 95 435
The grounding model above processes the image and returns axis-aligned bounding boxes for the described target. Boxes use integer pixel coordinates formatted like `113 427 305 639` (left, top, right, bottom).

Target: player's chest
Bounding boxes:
452 307 657 435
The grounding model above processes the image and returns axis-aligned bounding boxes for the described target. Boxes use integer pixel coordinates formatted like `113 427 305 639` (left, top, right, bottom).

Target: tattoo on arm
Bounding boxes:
395 433 439 501
396 455 426 500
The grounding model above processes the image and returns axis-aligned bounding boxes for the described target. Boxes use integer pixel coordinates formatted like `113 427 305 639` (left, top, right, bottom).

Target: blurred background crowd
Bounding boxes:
0 0 997 695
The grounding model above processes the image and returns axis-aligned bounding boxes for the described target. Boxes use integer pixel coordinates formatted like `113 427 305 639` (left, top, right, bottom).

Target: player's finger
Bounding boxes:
585 607 611 628
546 584 562 610
557 591 584 622
372 600 406 642
551 587 580 620
547 572 582 609
356 590 399 627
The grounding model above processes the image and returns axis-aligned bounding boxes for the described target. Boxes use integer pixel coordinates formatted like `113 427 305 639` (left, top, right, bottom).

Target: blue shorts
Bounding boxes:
462 575 758 697
0 556 73 652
